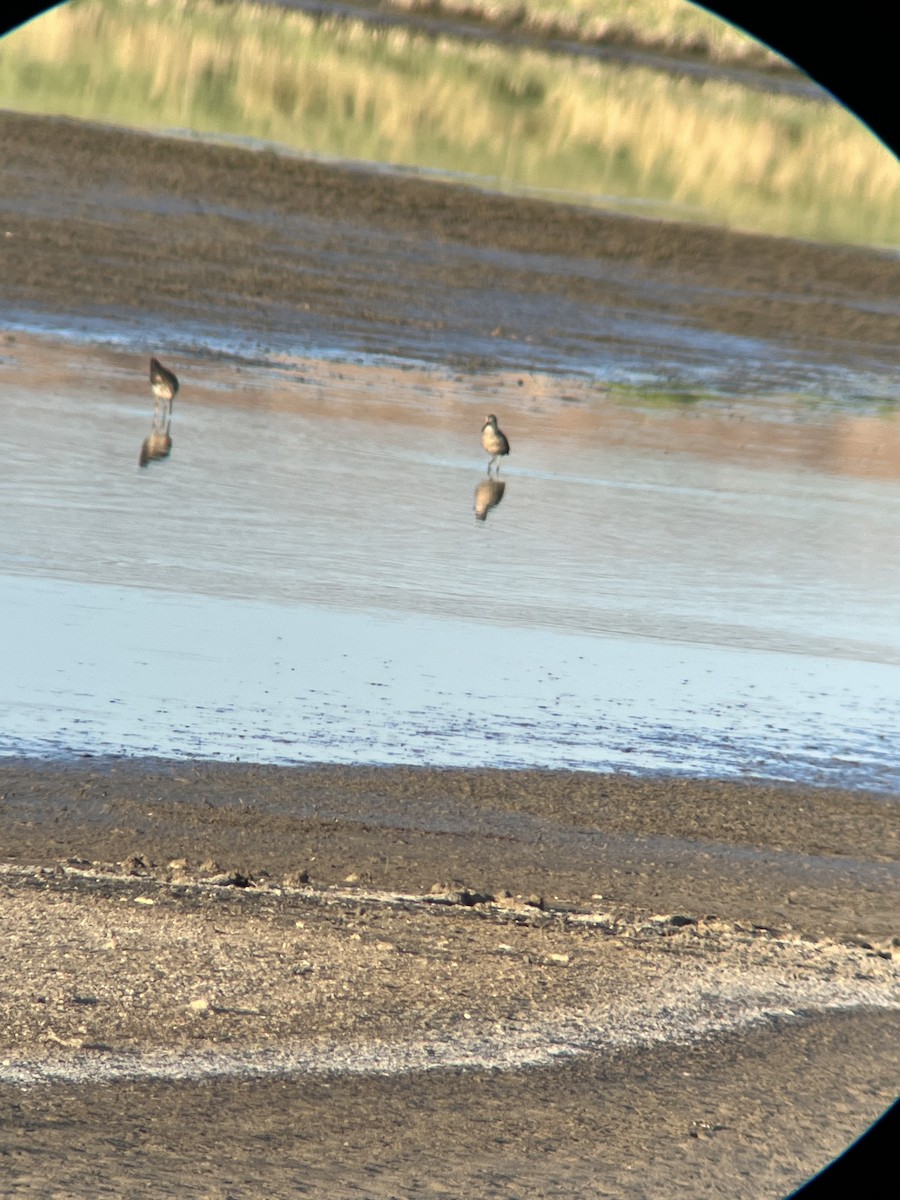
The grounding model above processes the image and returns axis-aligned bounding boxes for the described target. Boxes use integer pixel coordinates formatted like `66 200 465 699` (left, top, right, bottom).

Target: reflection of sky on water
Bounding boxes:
3 352 899 790
2 572 898 789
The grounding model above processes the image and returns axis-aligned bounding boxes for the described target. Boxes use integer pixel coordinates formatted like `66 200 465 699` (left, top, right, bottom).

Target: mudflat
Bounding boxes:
1 105 899 1197
3 108 900 371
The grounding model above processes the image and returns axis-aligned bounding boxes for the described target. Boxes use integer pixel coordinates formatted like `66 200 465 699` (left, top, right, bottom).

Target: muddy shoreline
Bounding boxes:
2 758 897 939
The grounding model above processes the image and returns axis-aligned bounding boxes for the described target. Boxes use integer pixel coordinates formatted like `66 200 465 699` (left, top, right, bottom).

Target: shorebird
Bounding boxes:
139 357 177 466
149 356 178 425
481 413 509 475
474 477 506 522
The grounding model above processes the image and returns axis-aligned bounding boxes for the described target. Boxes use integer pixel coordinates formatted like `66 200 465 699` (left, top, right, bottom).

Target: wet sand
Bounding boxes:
2 759 898 939
1 107 899 1196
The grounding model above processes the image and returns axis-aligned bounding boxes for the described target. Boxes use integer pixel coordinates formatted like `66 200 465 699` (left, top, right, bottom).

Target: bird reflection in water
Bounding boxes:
139 357 178 467
474 476 506 522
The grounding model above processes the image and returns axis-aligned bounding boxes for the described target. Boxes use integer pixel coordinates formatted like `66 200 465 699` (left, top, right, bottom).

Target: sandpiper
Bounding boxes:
149 357 178 425
481 413 509 475
150 357 179 404
140 357 177 466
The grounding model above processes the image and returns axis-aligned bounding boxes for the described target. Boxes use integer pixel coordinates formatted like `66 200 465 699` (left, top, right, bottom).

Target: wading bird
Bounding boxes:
150 356 178 419
139 357 177 467
481 413 509 475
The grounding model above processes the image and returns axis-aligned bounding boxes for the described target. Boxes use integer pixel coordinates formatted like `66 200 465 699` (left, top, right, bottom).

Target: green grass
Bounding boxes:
2 0 897 246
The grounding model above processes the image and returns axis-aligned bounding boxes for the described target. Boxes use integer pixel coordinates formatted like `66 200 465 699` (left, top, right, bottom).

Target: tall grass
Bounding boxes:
1 0 897 246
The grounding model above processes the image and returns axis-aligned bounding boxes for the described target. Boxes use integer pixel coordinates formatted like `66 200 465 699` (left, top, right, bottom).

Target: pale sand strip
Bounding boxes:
4 984 898 1090
2 864 897 1089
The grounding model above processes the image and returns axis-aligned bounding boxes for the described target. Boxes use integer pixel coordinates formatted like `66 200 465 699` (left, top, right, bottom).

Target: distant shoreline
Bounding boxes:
260 0 806 82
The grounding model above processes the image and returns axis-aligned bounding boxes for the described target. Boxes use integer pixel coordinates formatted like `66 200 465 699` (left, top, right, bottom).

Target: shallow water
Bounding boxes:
3 339 899 789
